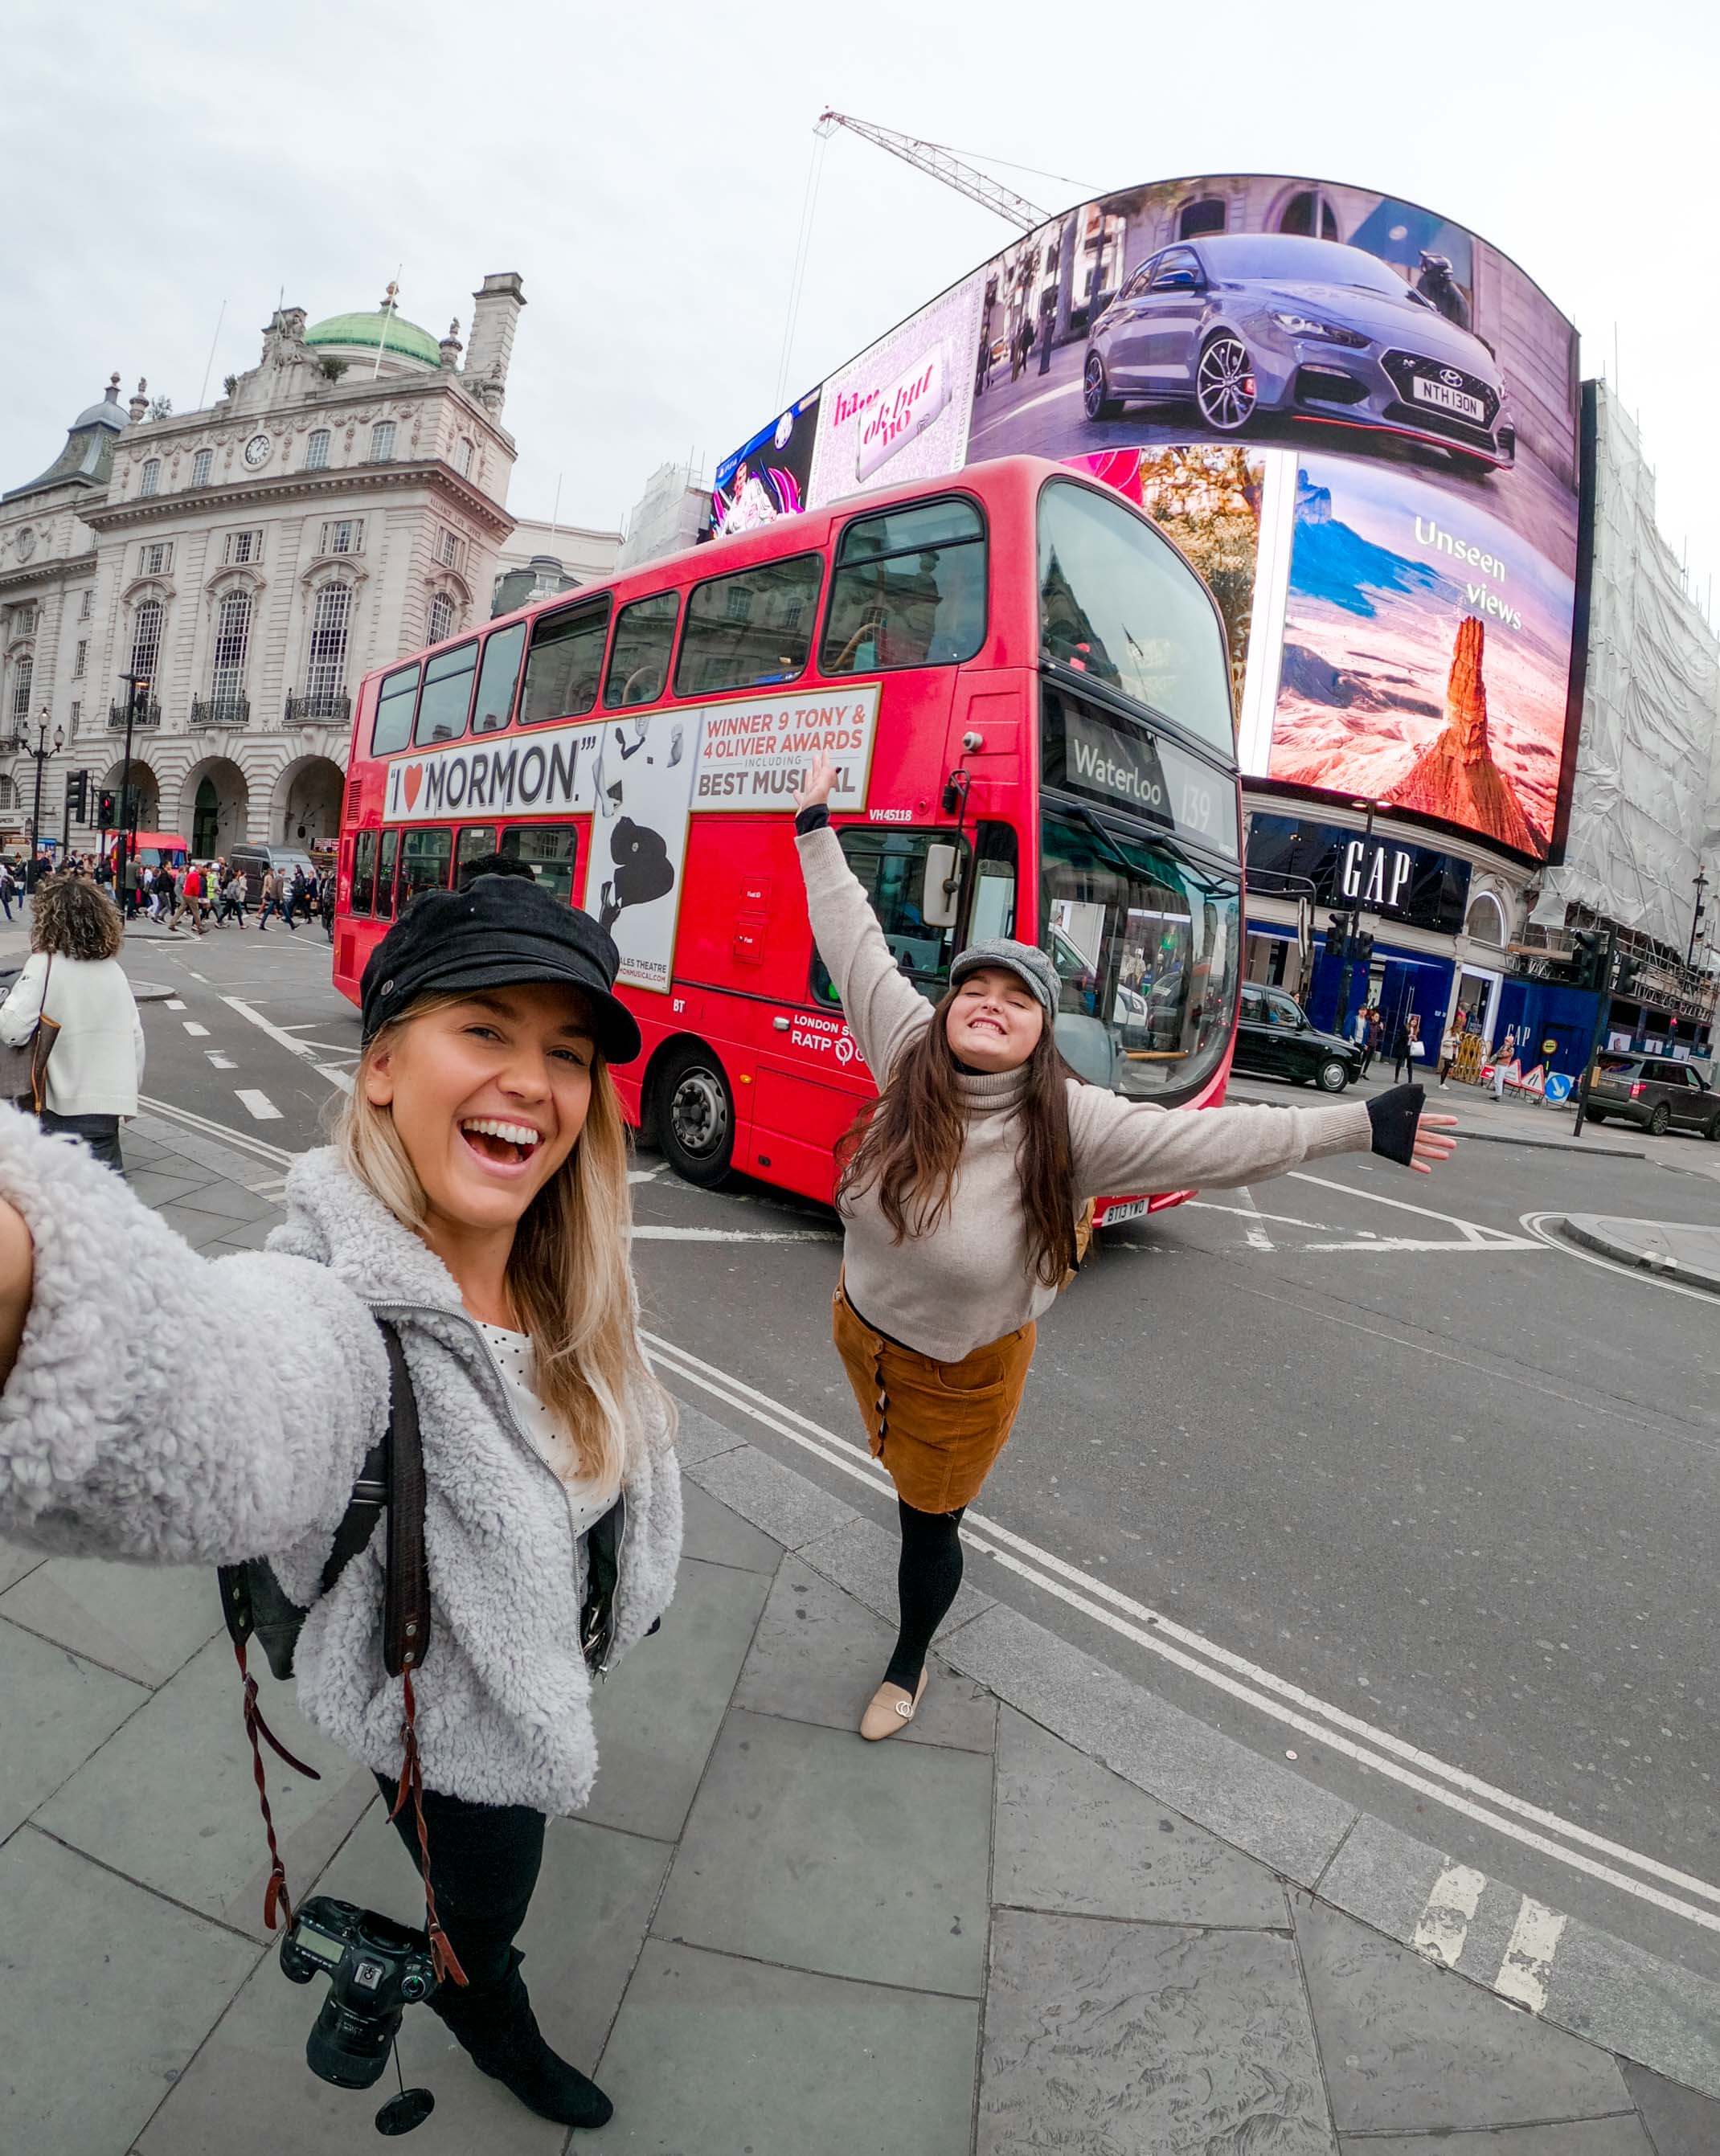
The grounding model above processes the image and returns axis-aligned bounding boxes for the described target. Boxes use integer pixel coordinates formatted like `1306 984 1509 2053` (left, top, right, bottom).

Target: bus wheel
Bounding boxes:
657 1043 735 1188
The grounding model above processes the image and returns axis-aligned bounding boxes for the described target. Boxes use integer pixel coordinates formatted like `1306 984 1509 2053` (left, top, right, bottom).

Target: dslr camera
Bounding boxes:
279 1895 438 2089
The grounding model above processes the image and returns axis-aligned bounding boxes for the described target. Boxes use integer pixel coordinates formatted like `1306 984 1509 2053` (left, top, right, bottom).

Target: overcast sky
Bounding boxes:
7 1 1716 617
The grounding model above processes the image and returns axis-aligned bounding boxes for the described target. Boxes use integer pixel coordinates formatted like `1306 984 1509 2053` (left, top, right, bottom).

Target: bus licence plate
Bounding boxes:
1104 1199 1148 1224
1411 376 1485 422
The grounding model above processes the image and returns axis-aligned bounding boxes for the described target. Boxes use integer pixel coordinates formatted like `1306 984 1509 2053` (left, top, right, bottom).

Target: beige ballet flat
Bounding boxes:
859 1667 929 1741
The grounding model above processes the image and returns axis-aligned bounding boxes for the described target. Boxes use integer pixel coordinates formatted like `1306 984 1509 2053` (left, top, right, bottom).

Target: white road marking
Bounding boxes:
1412 1863 1488 1967
1521 1212 1720 1306
185 971 207 982
206 1053 236 1070
235 1089 281 1121
642 1330 1720 1936
182 1021 210 1037
1186 1198 1330 1232
1235 1186 1274 1251
285 1040 359 1057
1290 1168 1528 1249
1301 1236 1541 1254
137 1094 293 1168
222 996 350 1091
1496 1897 1566 2011
164 999 186 1011
314 1064 354 1094
634 1225 839 1243
628 1164 667 1185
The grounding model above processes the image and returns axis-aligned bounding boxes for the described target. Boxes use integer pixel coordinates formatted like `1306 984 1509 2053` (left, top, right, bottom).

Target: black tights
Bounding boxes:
884 1498 965 1692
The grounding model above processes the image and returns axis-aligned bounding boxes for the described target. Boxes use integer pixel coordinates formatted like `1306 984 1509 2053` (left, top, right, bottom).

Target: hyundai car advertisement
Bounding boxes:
710 171 1582 861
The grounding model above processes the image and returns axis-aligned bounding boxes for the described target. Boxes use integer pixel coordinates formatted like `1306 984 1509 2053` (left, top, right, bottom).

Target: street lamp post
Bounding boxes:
115 670 149 920
1334 798 1377 1042
12 710 63 888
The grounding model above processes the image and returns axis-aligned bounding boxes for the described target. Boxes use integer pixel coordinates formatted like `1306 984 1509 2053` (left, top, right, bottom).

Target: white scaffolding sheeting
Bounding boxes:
1534 385 1720 966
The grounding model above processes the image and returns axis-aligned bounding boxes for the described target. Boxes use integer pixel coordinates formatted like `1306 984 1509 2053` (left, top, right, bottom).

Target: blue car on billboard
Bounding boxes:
1082 233 1515 468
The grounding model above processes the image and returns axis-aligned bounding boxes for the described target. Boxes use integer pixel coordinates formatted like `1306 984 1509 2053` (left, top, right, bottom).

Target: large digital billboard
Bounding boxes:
711 172 1583 861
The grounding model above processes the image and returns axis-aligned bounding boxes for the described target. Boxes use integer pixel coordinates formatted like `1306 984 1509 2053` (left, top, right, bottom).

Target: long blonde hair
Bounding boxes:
336 992 672 1490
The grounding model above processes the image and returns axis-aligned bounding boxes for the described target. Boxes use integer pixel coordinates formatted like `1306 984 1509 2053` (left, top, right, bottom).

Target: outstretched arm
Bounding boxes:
792 753 935 1084
0 1110 387 1566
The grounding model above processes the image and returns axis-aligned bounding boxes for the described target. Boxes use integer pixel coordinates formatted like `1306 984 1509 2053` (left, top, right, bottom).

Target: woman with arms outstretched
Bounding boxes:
0 875 682 2132
792 753 1455 1740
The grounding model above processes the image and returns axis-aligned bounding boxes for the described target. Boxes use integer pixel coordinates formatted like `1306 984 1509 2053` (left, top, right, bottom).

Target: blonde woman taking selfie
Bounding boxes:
0 876 682 2132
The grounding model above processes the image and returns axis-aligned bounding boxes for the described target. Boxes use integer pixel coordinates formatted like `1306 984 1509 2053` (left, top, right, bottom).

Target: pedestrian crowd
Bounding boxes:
0 764 1457 2133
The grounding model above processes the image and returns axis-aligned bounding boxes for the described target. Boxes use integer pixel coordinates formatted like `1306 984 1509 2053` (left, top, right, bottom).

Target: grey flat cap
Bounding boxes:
949 938 1059 1021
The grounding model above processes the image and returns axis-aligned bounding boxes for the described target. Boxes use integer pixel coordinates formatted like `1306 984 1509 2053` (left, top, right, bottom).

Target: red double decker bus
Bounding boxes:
333 455 1243 1221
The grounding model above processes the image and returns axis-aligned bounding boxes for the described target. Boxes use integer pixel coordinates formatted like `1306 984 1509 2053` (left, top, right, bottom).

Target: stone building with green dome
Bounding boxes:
0 271 530 860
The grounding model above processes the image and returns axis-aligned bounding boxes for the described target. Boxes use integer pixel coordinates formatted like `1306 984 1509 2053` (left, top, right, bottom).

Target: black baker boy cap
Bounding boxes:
359 875 642 1063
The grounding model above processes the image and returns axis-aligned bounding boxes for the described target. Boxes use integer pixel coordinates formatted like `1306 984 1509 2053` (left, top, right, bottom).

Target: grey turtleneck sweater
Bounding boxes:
798 821 1374 1361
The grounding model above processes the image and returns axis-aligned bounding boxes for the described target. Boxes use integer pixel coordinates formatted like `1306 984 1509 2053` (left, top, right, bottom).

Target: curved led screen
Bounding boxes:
713 172 1582 861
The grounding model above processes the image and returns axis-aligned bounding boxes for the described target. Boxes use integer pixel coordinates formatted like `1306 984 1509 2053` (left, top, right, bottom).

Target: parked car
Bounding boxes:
227 843 317 907
1587 1053 1720 1139
1234 984 1362 1092
1082 232 1515 468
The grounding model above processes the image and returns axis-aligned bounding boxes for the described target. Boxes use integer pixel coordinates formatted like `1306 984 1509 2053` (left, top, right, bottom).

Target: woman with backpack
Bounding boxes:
792 755 1455 1741
0 874 682 2130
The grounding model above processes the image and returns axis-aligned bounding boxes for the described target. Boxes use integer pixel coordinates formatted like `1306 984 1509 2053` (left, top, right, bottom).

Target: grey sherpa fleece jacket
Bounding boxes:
0 1108 682 1813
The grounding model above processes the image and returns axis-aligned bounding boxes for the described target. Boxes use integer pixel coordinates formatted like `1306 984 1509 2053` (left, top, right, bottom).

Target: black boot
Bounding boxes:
432 1949 612 2129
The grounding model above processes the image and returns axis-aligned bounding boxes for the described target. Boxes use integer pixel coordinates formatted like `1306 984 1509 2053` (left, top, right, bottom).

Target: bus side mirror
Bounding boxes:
921 843 962 930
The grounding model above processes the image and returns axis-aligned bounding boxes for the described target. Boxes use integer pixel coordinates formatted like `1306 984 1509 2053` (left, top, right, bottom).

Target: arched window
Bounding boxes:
305 429 331 471
9 654 33 724
211 591 252 714
1278 189 1340 240
427 593 456 645
0 775 16 809
370 420 395 463
129 599 163 683
140 458 161 497
1465 892 1508 947
455 438 474 478
190 448 213 486
1178 198 1227 239
193 775 221 857
305 584 352 712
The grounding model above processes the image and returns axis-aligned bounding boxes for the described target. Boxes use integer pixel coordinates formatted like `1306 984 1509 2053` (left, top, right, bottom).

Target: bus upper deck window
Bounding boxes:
471 620 526 734
372 662 420 755
522 599 608 726
414 640 478 746
821 497 985 675
674 554 823 698
603 591 680 710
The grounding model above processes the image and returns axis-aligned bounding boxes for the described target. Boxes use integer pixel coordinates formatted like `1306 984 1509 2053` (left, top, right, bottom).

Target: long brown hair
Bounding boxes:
836 987 1081 1289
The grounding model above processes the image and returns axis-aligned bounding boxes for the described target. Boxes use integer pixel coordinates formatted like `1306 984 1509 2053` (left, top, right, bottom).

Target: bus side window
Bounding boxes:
351 829 377 915
969 822 1018 941
674 554 823 698
498 824 578 903
399 827 453 902
471 621 526 734
375 828 399 919
603 591 680 710
809 828 966 1007
372 662 420 755
821 497 986 676
522 600 609 726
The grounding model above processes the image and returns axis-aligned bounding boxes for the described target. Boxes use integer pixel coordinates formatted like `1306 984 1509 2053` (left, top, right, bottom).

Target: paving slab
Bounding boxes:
798 1508 997 1634
678 1474 784 1574
0 1827 261 2156
0 1549 222 1686
1621 2059 1720 2156
580 1553 772 1842
688 1437 860 1553
981 1909 1336 2155
662 1395 747 1467
138 1797 670 2155
119 1166 223 1209
1337 2127 1650 2155
1292 1891 1630 2134
946 1598 1355 1884
0 1529 44 1593
993 1705 1289 1926
732 1562 997 1753
0 1613 147 1839
33 1628 375 1939
593 1938 980 2155
651 1706 992 1997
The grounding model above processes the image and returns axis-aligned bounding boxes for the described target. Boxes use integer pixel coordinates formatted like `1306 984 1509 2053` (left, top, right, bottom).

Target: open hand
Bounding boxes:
1410 1112 1458 1175
794 752 839 815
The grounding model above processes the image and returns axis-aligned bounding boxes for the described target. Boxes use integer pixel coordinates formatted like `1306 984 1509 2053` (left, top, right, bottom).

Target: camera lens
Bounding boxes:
305 1998 400 2089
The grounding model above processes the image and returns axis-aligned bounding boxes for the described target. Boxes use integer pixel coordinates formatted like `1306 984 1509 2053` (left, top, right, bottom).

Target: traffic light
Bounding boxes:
1352 929 1375 970
66 770 88 820
1326 913 1350 964
98 790 117 826
1570 927 1604 991
1616 954 1645 1000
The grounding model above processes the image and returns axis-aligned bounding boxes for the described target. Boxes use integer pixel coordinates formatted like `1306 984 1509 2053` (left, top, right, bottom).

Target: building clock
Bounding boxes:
243 432 272 468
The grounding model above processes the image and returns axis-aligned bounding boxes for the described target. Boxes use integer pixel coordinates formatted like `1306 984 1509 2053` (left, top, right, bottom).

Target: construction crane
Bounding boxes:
814 111 1053 232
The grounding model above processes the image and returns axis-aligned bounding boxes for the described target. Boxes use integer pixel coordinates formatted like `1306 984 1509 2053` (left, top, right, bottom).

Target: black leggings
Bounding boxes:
375 1772 545 1997
885 1498 966 1692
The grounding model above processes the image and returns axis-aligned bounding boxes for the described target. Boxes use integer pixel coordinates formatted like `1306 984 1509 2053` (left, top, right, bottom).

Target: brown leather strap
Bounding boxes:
388 1668 467 1986
377 1323 430 1678
231 1634 319 1933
